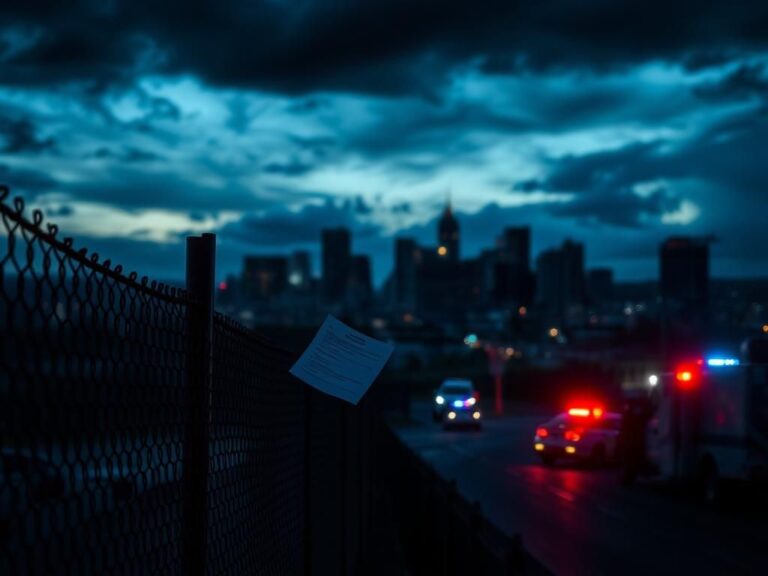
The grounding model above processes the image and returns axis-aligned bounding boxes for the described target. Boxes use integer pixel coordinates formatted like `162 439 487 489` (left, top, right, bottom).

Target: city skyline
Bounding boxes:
2 3 768 285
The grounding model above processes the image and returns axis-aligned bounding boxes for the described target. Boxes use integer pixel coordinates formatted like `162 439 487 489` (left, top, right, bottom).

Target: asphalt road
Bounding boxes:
392 400 768 576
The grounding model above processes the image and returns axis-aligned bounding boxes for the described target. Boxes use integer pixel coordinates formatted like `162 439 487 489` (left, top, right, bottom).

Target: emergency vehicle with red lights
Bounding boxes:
644 354 768 500
533 405 622 465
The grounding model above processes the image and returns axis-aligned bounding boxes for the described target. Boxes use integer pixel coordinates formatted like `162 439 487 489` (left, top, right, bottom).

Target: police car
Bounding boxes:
533 405 621 466
433 378 482 429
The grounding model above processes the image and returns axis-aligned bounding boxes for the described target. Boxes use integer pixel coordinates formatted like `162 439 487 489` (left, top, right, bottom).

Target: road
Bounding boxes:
392 401 768 576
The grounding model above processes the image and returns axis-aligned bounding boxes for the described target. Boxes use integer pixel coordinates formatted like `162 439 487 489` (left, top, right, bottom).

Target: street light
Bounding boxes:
548 327 559 338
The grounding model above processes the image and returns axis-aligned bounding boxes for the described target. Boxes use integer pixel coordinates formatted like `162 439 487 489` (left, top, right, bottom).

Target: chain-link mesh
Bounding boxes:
0 186 306 575
208 313 304 576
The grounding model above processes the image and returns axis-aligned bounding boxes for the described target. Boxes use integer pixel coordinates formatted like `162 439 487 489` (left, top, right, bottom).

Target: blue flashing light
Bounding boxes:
706 357 739 367
464 333 479 345
452 400 464 408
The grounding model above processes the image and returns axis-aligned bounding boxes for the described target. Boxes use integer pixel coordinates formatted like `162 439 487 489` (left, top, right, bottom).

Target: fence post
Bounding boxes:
303 386 312 576
182 233 216 576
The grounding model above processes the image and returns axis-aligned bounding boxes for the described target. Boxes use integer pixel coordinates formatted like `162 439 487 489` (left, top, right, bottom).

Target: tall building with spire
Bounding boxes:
437 199 460 263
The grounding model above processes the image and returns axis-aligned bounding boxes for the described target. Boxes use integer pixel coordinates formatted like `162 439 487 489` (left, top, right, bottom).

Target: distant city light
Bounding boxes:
548 327 559 338
403 313 414 323
763 324 768 334
506 347 515 357
218 281 228 291
565 446 577 454
706 357 739 367
534 443 545 451
437 245 448 257
464 333 479 346
288 272 303 286
648 374 659 387
518 306 527 316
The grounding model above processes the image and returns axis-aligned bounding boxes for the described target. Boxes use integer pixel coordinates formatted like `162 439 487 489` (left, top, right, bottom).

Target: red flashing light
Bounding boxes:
536 427 548 438
674 362 700 390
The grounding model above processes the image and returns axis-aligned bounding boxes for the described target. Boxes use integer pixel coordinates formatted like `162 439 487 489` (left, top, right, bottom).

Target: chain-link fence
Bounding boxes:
0 186 308 575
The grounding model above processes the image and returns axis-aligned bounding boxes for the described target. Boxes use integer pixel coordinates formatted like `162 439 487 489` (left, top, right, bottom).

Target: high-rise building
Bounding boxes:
660 237 709 310
437 200 460 263
394 238 419 310
288 251 312 291
242 256 288 301
348 255 373 309
536 248 563 311
499 227 530 272
322 228 351 304
535 239 585 314
561 239 585 308
497 227 532 304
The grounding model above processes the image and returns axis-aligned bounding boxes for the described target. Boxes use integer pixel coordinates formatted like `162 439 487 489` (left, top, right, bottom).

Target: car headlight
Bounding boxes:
435 395 445 405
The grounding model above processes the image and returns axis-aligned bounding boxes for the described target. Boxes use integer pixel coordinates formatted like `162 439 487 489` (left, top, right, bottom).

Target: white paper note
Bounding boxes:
290 315 394 404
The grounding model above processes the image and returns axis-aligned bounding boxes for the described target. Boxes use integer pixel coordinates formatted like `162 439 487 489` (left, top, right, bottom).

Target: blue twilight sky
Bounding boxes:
1 1 768 286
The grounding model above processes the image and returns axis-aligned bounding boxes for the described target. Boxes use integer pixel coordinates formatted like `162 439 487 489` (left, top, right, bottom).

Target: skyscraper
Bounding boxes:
497 226 532 304
348 255 373 310
437 200 460 262
659 236 711 359
535 239 585 314
561 239 585 309
660 237 709 310
322 228 351 304
394 237 419 310
499 227 530 272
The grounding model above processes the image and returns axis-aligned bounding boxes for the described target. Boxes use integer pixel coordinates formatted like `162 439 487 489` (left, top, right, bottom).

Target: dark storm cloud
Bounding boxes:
3 1 768 95
526 106 768 227
0 163 57 195
90 146 164 162
693 63 768 102
0 115 56 153
551 187 678 228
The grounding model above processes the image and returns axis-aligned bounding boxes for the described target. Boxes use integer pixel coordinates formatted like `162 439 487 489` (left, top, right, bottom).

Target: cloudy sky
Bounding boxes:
1 1 768 285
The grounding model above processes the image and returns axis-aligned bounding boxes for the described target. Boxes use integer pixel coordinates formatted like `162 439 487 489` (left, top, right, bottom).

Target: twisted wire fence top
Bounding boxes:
0 185 306 576
0 185 194 304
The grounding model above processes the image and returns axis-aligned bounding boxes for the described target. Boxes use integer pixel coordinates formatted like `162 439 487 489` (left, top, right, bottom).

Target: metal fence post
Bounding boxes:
303 385 312 576
183 233 216 576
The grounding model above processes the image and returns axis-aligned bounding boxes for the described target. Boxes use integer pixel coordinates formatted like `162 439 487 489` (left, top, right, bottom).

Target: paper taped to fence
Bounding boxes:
290 315 394 405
